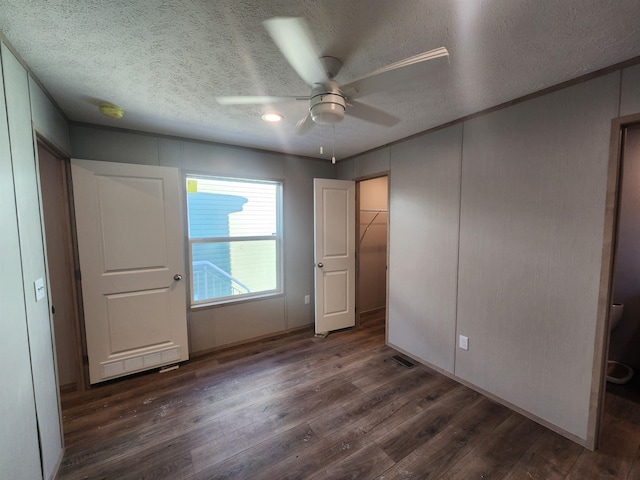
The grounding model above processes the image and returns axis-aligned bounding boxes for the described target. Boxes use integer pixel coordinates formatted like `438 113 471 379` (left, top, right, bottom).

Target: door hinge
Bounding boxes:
75 269 82 281
82 355 89 366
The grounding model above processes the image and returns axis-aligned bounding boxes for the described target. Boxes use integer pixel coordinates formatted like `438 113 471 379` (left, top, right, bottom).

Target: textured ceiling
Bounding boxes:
1 1 640 160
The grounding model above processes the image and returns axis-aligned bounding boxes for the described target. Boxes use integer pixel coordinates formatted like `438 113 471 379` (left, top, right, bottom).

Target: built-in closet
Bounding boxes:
357 176 388 317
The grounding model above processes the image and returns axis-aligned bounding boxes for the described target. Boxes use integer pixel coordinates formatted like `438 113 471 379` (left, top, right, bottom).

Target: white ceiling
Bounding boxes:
1 1 640 160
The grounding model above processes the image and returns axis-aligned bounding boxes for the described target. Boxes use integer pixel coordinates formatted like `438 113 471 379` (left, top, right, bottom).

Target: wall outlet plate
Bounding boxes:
459 335 469 351
304 295 310 304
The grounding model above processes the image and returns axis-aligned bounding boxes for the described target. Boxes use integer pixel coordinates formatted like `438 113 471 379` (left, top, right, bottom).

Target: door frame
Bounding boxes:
354 172 390 333
592 112 640 449
35 135 89 391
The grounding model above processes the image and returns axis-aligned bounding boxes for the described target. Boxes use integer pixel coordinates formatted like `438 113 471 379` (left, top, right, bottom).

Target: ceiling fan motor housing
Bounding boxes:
309 82 345 125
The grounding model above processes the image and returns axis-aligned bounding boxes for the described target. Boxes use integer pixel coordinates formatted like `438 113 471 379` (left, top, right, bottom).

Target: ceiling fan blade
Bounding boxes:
346 100 400 127
342 47 449 98
263 17 329 87
215 95 308 105
296 112 315 135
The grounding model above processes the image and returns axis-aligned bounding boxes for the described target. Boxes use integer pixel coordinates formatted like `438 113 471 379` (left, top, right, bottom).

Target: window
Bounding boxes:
186 175 282 305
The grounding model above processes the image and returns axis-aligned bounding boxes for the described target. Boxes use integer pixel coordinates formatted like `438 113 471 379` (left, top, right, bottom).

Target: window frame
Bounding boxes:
185 173 283 308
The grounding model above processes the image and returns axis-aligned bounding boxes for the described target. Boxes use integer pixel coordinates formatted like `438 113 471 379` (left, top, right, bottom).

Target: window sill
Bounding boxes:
189 291 284 311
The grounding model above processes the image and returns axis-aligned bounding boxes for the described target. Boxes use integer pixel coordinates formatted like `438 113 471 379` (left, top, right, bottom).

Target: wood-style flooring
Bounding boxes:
56 311 640 479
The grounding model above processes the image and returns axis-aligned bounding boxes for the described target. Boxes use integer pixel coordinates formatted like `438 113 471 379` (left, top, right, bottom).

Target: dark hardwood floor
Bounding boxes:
57 311 640 479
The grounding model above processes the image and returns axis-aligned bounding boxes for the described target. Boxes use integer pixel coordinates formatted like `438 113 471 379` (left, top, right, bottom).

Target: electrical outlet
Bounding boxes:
304 295 310 304
459 335 469 351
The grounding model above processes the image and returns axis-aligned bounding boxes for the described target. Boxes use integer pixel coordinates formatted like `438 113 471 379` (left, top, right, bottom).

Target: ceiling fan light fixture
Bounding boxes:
261 112 283 122
309 93 345 125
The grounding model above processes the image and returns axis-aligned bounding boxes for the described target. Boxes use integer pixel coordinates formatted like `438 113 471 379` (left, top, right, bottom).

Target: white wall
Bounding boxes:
69 124 336 353
0 41 68 480
342 66 640 446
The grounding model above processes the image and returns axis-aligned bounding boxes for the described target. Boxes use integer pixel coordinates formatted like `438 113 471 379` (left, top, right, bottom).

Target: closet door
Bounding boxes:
313 178 356 334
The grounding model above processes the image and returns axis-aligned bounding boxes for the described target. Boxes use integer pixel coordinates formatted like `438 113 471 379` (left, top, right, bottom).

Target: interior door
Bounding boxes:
71 159 189 384
314 178 356 334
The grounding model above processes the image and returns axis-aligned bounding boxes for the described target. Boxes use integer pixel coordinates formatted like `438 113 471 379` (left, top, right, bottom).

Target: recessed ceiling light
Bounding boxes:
262 113 283 122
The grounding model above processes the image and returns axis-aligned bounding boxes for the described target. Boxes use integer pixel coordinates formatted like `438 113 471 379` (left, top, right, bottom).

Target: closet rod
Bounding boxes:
360 210 386 244
360 209 388 213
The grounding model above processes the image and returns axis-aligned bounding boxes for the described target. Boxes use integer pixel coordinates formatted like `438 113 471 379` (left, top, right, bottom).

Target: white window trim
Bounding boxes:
185 174 283 308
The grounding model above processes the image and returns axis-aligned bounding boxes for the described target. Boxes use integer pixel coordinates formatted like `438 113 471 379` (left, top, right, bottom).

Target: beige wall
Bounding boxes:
69 124 336 353
342 65 640 445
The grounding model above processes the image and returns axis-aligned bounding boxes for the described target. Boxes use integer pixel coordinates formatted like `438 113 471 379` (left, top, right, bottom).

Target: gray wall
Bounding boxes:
456 73 617 441
0 43 43 480
69 124 336 353
338 146 390 181
342 66 640 445
388 125 463 373
621 64 640 117
0 41 67 480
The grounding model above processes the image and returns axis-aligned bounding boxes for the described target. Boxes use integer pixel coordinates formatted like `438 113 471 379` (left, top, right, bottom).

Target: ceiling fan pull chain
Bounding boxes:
332 125 336 164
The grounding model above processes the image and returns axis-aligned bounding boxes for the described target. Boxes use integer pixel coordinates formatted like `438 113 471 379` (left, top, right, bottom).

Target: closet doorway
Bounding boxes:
37 140 86 392
357 175 389 326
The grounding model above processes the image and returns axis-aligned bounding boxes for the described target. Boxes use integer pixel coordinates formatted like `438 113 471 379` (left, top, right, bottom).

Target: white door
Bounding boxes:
71 159 189 384
314 178 356 334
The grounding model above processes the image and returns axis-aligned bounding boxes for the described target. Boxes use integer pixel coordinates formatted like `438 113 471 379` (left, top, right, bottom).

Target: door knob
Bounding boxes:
317 263 323 268
174 274 183 281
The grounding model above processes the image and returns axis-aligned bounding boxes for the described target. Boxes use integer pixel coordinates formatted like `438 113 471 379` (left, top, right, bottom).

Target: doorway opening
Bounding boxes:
607 122 640 395
593 115 640 449
356 175 389 331
37 139 87 392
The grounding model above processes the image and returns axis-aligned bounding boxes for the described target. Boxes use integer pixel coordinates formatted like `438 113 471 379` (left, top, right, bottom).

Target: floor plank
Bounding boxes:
376 397 512 479
377 384 481 462
311 443 395 480
193 423 318 480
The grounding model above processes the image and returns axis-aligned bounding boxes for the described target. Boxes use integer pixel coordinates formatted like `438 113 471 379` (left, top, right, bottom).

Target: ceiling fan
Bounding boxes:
215 17 449 134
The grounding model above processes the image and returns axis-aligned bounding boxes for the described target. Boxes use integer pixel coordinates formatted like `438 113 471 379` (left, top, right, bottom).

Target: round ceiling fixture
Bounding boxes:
261 112 283 122
309 83 345 125
99 103 124 119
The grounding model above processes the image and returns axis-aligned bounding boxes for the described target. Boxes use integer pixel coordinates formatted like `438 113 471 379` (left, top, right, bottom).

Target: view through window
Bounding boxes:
186 175 282 305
